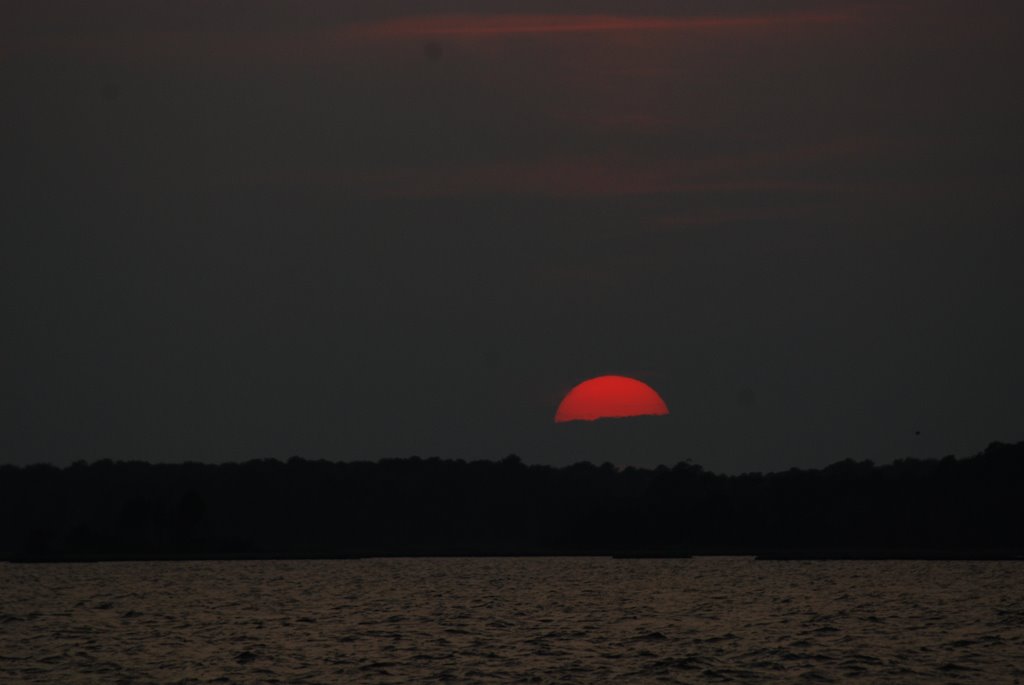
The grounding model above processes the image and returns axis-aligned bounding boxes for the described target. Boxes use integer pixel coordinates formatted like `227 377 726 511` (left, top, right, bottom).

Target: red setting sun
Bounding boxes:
555 375 669 423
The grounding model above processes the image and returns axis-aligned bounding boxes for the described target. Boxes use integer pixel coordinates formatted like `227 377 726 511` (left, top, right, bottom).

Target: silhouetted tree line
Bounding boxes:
1 442 1022 560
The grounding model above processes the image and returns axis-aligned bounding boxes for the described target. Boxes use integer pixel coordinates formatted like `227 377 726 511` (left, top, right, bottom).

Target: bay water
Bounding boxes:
2 557 1022 683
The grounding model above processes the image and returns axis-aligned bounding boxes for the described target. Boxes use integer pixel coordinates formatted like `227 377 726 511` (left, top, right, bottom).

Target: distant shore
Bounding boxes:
4 442 1022 564
7 548 1024 563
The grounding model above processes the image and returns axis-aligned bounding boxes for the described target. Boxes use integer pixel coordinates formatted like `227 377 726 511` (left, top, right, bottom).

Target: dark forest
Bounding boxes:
3 442 1022 561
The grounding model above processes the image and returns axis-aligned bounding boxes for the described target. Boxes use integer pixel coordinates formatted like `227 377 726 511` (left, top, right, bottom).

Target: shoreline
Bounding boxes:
6 549 1024 563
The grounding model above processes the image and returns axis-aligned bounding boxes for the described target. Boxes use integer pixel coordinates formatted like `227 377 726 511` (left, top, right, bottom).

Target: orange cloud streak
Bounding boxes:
348 12 855 39
6 10 859 63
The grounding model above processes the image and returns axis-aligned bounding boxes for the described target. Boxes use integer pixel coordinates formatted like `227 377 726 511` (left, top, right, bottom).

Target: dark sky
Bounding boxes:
3 1 1022 472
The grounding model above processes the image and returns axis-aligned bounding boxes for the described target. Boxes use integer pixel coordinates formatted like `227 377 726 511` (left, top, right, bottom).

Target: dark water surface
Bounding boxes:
2 558 1023 683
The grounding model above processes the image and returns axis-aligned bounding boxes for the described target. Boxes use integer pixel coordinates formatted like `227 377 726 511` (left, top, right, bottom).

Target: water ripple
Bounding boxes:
1 558 1023 683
